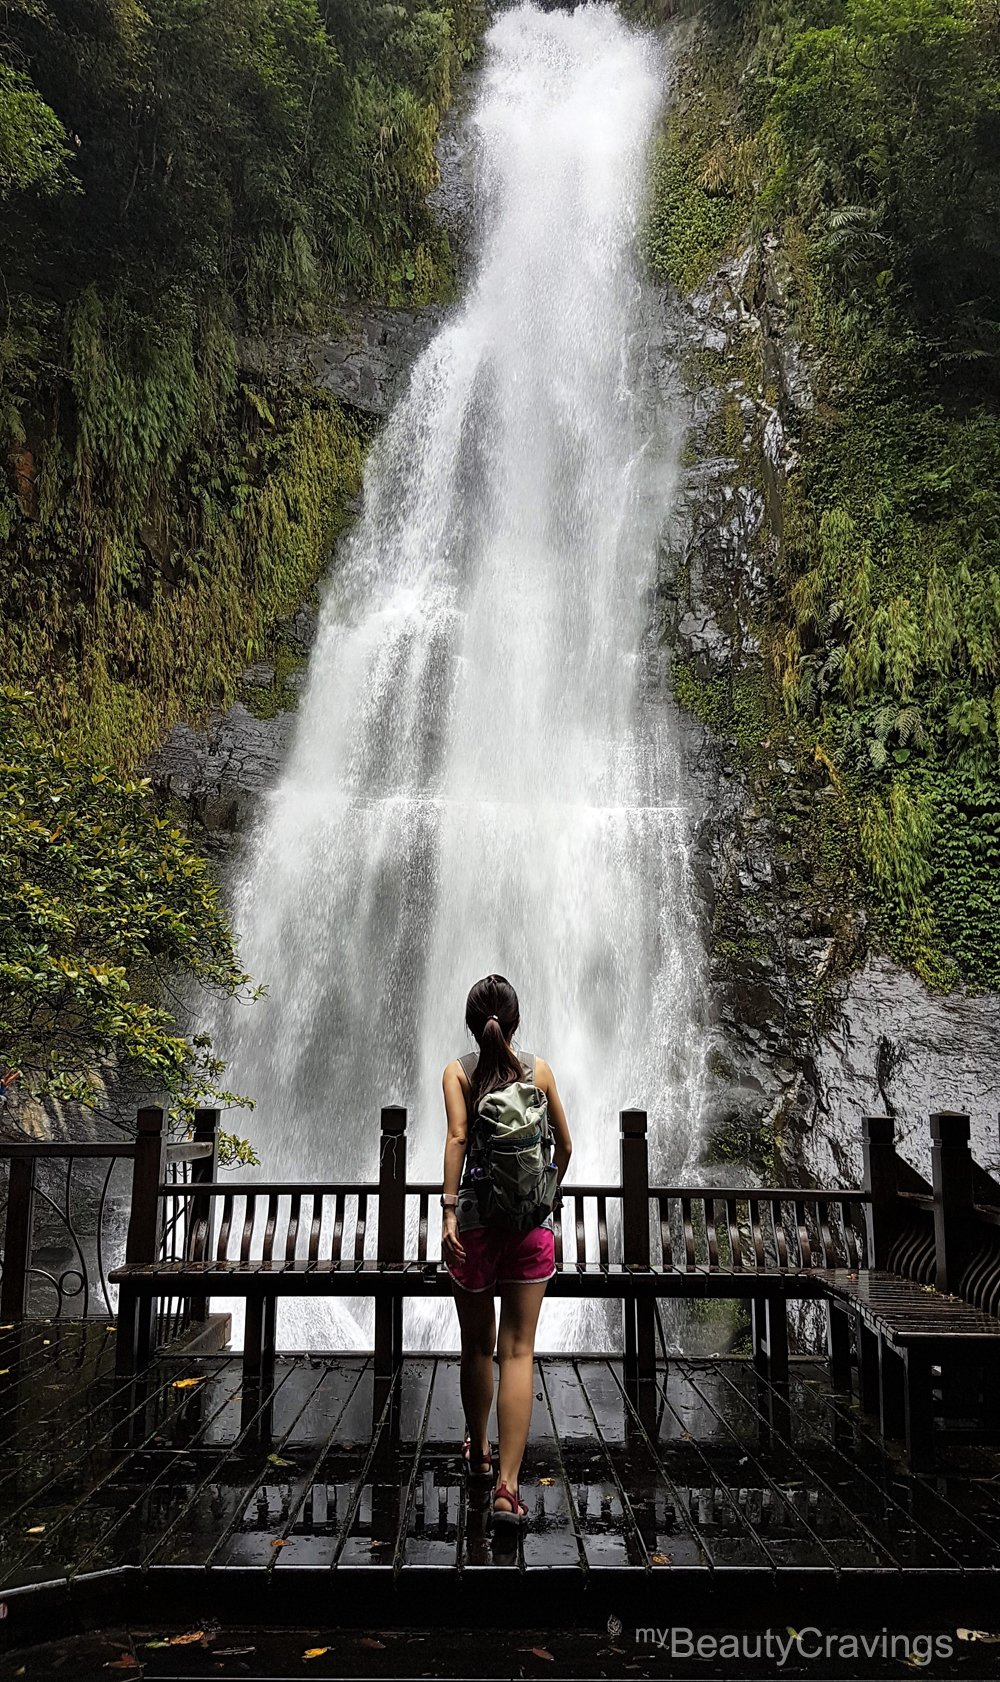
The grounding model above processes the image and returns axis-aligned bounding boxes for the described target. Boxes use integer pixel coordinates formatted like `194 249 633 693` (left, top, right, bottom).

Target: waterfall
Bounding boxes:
217 1 705 1351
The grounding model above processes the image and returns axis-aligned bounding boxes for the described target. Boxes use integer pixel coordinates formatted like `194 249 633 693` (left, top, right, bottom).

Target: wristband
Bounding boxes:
440 1194 458 1209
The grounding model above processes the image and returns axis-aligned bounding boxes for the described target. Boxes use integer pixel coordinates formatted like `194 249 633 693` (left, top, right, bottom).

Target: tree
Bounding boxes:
0 689 255 1124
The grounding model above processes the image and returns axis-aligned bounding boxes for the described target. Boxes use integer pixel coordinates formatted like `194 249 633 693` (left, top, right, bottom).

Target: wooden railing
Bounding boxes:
0 1110 218 1335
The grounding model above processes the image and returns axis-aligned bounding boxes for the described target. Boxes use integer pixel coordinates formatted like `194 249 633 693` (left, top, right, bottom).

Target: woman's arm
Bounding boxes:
441 1060 469 1264
535 1057 572 1182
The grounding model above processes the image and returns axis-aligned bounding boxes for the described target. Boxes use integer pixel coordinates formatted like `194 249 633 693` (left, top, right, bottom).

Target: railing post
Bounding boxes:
862 1114 899 1269
188 1108 220 1324
118 1107 166 1373
0 1157 36 1319
620 1109 654 1396
374 1107 407 1411
930 1111 973 1294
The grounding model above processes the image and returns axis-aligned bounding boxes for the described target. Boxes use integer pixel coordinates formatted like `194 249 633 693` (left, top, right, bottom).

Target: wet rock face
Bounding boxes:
665 236 1000 1184
294 305 446 418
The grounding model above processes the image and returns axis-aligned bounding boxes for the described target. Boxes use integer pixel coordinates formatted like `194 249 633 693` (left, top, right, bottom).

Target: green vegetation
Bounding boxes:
0 692 253 1116
0 0 478 768
657 0 1000 990
0 0 481 1114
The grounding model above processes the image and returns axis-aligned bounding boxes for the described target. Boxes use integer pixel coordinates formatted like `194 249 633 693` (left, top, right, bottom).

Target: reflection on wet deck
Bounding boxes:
1 1322 999 1634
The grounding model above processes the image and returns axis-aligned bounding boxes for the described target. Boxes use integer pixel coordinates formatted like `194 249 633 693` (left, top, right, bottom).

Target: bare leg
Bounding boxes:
495 1280 547 1502
453 1284 496 1454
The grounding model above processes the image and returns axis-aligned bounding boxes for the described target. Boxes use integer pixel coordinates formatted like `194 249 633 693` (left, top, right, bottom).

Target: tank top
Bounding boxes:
454 1049 554 1234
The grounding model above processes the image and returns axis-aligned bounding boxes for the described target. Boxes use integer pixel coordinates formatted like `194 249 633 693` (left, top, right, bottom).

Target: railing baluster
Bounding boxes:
354 1192 368 1264
682 1195 695 1271
331 1193 345 1263
240 1195 257 1264
749 1198 765 1270
705 1198 719 1270
217 1194 234 1263
726 1198 743 1271
795 1200 812 1269
418 1193 429 1263
553 1200 564 1266
597 1194 609 1269
262 1193 279 1265
817 1197 835 1267
308 1195 323 1264
286 1193 302 1263
774 1202 789 1270
657 1194 672 1270
575 1194 587 1271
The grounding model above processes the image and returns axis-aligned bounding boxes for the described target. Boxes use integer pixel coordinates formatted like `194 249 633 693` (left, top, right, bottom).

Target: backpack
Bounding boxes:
471 1067 559 1234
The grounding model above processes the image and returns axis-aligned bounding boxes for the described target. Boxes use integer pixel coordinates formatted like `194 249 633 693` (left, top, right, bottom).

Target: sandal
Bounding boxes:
492 1480 528 1525
462 1434 494 1480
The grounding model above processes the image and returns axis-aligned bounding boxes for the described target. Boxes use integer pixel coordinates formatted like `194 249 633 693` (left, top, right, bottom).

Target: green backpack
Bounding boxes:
472 1065 559 1234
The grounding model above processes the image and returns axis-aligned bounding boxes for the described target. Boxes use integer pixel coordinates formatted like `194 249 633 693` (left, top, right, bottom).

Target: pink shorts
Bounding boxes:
447 1225 556 1293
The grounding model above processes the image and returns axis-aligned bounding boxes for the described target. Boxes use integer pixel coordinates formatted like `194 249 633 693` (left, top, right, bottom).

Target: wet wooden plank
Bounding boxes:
271 1362 376 1569
396 1358 464 1573
794 1362 1000 1565
0 1357 244 1586
713 1360 955 1570
600 1362 774 1572
208 1360 370 1568
142 1362 329 1567
666 1363 865 1570
577 1358 710 1569
540 1360 635 1569
518 1360 586 1570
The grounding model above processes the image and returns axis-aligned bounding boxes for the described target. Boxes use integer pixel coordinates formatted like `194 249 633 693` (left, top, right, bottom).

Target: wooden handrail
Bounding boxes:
0 1141 137 1158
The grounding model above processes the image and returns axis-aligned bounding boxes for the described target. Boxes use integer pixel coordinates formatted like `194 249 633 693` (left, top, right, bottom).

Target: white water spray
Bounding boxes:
218 2 705 1350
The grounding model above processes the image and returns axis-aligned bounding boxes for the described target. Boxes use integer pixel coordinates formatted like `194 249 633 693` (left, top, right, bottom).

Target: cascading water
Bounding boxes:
217 1 705 1350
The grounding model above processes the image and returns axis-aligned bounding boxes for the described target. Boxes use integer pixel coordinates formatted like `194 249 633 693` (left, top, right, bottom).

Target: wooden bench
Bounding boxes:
822 1112 1000 1465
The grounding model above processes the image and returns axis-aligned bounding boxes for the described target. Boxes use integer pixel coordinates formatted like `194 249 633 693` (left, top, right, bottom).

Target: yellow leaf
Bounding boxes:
0 1369 9 1377
26 1525 45 1535
171 1377 203 1389
957 1629 1000 1643
303 1649 330 1661
538 1477 555 1486
651 1551 672 1565
168 1631 205 1645
270 1537 290 1548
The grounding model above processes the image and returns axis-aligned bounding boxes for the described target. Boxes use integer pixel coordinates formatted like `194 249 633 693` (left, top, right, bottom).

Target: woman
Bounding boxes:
441 974 572 1524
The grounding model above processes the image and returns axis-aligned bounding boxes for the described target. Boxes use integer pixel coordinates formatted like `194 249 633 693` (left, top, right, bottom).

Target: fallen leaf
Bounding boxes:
359 1637 386 1649
0 1325 14 1331
0 1370 8 1377
144 1642 170 1650
651 1551 672 1565
525 1649 554 1662
267 1453 292 1467
538 1477 554 1487
957 1629 1000 1643
213 1648 256 1658
171 1377 203 1390
303 1648 330 1661
104 1658 138 1671
25 1525 45 1535
168 1631 205 1645
270 1537 290 1548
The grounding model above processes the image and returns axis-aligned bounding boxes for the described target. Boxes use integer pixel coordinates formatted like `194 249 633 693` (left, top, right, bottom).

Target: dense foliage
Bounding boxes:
0 0 477 766
0 692 253 1117
651 0 1000 988
0 0 478 1114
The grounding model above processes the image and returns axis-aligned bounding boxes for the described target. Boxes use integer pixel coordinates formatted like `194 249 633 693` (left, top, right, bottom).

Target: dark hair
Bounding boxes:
465 974 522 1111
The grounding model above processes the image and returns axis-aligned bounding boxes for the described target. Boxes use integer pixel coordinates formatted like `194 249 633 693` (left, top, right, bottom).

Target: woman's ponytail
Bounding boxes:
466 975 523 1110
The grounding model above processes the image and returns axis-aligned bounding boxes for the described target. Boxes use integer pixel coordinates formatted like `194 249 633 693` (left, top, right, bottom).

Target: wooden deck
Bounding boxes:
2 1322 1000 1645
